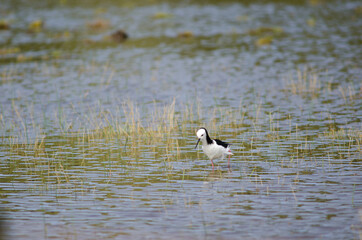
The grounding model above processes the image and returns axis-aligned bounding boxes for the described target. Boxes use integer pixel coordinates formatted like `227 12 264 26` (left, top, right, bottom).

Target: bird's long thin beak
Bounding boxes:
195 138 201 149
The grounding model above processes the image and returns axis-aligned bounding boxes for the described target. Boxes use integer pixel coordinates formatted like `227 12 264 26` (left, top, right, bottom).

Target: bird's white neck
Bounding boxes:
200 137 211 146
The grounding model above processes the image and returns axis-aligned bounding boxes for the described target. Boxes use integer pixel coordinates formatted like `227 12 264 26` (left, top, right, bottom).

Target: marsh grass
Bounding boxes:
339 83 362 103
283 68 322 97
1 69 361 190
1 64 20 84
282 68 362 105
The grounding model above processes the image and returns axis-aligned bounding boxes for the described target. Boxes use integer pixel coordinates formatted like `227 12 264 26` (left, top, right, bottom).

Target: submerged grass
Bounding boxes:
283 68 362 102
283 68 322 97
0 69 361 189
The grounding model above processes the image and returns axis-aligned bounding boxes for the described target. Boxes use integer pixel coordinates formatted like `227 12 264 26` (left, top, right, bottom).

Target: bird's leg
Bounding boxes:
211 159 214 170
228 154 231 168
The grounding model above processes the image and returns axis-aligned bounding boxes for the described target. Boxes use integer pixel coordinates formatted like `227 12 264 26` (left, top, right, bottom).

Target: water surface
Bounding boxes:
0 0 361 239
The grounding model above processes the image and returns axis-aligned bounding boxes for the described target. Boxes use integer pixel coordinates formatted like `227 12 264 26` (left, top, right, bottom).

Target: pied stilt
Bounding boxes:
195 127 233 169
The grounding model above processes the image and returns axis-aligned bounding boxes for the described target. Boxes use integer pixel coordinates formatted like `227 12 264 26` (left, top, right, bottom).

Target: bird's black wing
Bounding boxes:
214 139 230 148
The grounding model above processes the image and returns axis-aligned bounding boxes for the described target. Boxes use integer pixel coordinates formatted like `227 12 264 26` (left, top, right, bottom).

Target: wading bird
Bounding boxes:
195 127 233 170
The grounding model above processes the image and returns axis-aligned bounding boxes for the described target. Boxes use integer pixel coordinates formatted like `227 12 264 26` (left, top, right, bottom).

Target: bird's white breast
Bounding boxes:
202 140 229 160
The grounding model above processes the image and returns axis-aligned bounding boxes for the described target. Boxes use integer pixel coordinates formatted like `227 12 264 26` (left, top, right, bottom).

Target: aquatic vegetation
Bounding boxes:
307 18 316 27
308 0 326 7
87 19 111 31
339 84 361 103
0 47 20 55
354 5 362 14
152 12 173 19
248 26 283 36
322 128 361 142
178 31 194 38
283 68 322 97
16 54 31 62
248 26 283 47
2 90 360 184
0 20 10 30
29 19 43 32
236 15 248 22
52 31 72 40
255 36 273 46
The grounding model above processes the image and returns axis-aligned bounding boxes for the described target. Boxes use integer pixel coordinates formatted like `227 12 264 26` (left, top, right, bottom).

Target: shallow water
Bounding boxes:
0 0 361 239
